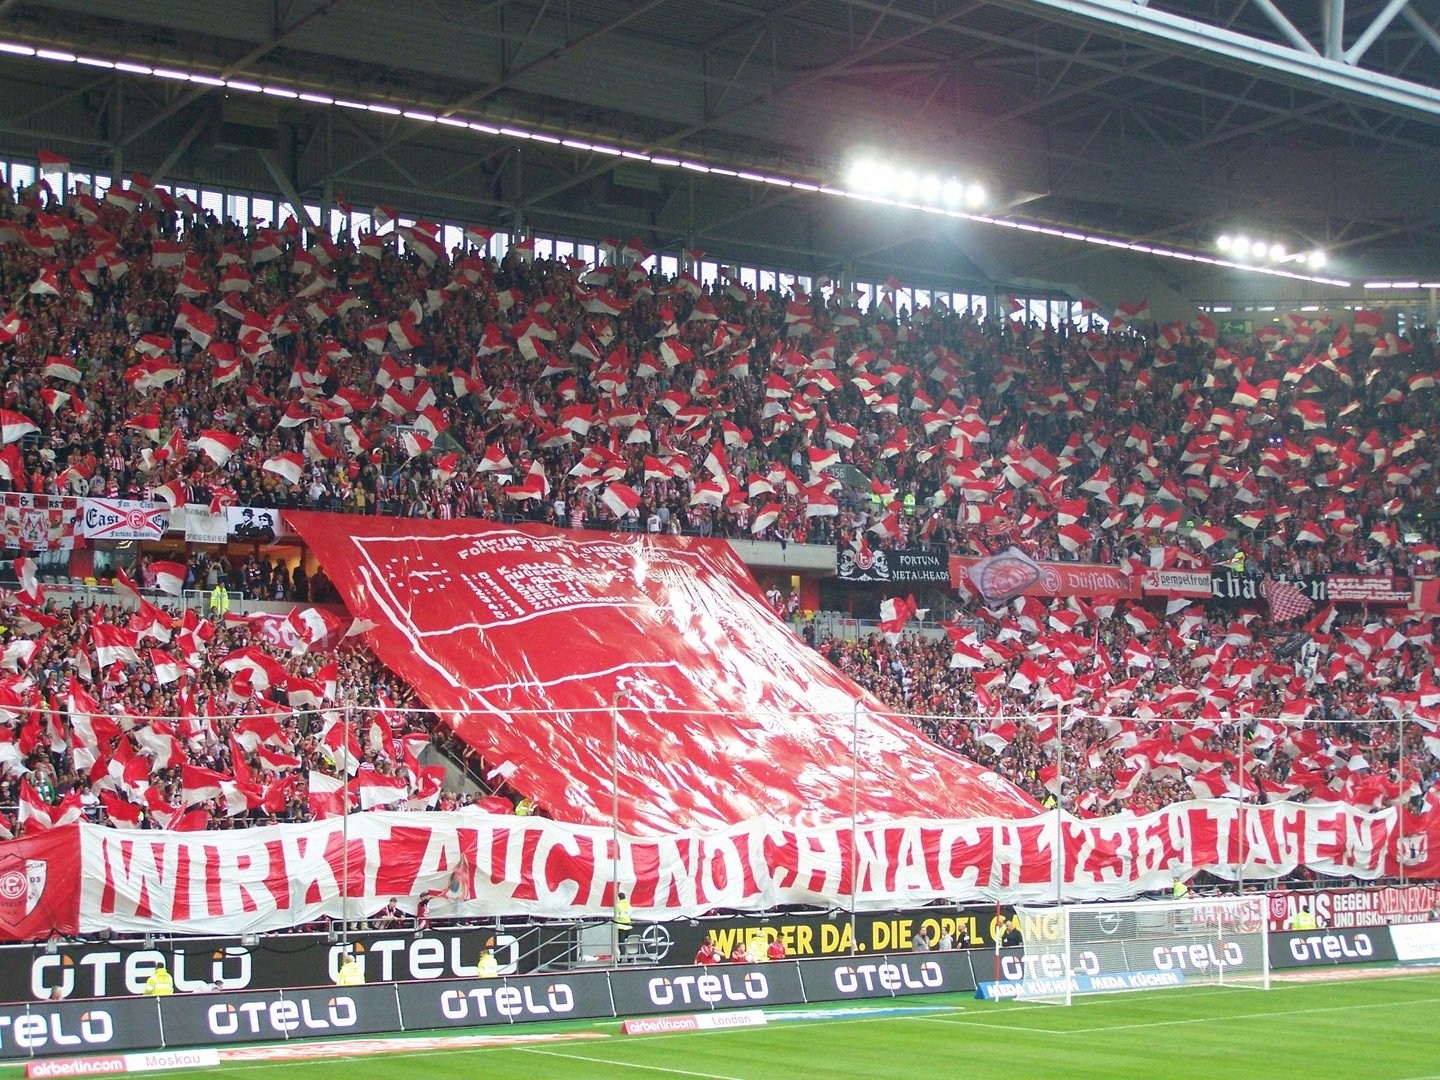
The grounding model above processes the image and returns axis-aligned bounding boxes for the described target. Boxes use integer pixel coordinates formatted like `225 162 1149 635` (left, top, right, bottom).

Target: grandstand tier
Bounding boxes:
0 147 1436 928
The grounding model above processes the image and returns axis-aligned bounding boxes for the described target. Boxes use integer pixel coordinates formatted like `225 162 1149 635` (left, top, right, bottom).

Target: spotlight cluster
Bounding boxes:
1217 233 1326 269
846 159 987 209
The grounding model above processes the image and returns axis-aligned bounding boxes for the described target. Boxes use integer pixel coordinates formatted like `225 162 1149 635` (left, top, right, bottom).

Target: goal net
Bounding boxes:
1007 896 1270 1005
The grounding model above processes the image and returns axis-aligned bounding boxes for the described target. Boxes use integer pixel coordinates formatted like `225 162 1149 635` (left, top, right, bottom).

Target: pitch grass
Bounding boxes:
6 972 1440 1079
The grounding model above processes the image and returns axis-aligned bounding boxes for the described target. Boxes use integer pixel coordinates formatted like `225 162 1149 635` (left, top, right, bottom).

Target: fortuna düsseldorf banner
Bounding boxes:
285 514 1039 833
0 798 1416 938
948 555 1137 598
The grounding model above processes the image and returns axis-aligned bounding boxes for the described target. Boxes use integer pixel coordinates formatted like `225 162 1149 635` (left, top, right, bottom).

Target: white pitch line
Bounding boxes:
903 1015 1068 1034
516 1045 748 1080
1053 994 1440 1036
898 992 1440 1038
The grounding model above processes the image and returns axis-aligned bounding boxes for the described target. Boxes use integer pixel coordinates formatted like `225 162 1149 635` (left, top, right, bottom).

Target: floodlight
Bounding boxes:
1268 243 1286 261
1307 250 1327 268
1251 239 1269 258
964 181 987 207
1216 235 1232 252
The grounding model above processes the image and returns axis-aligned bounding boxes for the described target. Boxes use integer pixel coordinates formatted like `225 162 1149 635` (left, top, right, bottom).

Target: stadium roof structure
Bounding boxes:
2 0 1439 302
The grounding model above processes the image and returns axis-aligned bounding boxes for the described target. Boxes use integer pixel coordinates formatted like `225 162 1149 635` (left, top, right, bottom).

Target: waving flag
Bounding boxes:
1262 578 1314 621
194 429 242 466
601 482 641 519
19 781 82 831
150 560 188 596
966 547 1043 605
0 410 38 444
878 595 928 642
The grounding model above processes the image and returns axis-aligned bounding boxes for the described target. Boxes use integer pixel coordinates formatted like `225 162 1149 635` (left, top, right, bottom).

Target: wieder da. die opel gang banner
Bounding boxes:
1 797 1432 940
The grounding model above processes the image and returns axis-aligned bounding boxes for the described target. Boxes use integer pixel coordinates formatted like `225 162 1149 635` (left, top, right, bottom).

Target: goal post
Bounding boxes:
1006 896 1271 1005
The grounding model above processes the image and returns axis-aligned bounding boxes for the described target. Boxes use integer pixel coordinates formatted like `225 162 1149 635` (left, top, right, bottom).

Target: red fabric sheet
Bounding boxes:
289 514 1037 833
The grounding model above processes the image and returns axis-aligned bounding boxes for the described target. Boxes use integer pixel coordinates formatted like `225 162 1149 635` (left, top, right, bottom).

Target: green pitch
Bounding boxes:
6 972 1439 1079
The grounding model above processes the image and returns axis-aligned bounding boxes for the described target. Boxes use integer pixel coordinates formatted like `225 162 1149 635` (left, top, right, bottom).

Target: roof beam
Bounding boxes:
119 0 351 148
520 2 986 210
984 0 1440 121
323 0 671 182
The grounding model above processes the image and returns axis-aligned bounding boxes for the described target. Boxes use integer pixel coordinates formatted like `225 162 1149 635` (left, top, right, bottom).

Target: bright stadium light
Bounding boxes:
918 174 942 202
965 181 987 207
941 179 965 206
1307 250 1328 268
1232 236 1250 258
1269 243 1286 261
847 159 892 193
1216 235 1233 252
892 169 919 199
1251 239 1269 258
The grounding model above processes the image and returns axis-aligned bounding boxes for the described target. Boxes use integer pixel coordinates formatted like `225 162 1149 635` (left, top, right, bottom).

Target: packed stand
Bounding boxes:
822 593 1440 821
1 165 1439 837
0 571 508 835
0 173 1436 576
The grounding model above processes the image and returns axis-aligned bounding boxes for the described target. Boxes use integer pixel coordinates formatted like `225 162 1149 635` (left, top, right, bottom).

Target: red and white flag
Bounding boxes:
99 790 144 829
181 764 258 816
751 503 782 535
0 410 38 444
152 480 185 509
601 482 641 519
287 606 342 652
353 770 409 810
150 560 188 596
307 771 348 819
878 594 927 641
194 429 242 466
42 357 81 383
263 453 306 485
1261 578 1314 621
148 649 185 685
18 781 82 831
174 302 217 348
91 623 141 668
218 647 290 692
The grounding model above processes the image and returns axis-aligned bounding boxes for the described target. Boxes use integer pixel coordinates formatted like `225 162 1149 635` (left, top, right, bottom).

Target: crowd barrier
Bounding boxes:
5 921 1438 1061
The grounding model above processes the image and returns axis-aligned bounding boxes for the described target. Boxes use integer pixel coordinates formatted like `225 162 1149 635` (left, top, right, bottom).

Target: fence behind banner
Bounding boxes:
1 703 1433 942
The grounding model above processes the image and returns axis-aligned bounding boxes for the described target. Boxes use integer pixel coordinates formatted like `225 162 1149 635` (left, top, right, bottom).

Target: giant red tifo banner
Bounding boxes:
950 554 1137 598
287 514 1038 833
0 800 1409 936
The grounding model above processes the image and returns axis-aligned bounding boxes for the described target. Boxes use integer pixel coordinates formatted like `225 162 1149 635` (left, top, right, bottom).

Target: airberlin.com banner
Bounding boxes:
2 797 1434 939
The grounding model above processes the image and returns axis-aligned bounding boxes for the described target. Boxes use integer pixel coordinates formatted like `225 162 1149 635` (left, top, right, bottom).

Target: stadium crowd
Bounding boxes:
0 167 1438 834
821 604 1439 819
